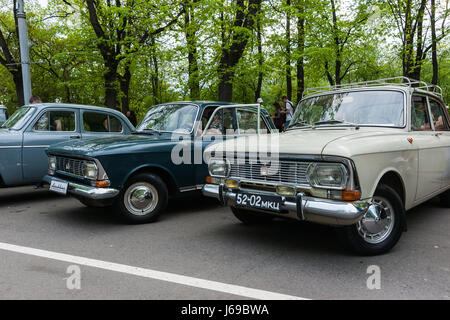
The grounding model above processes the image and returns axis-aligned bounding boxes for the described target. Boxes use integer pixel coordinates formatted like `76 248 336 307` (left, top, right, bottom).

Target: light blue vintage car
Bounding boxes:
0 106 9 126
0 103 134 188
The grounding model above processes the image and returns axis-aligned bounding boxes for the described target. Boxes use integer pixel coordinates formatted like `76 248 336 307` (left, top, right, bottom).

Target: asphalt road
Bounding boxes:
0 186 448 300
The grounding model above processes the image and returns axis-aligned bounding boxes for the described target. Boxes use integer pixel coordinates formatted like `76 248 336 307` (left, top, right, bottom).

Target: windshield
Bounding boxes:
137 104 198 133
290 90 405 128
1 107 36 130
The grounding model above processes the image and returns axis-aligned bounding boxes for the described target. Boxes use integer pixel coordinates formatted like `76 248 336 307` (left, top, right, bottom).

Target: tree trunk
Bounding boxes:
185 1 200 100
286 0 292 100
408 0 426 80
217 0 262 102
104 65 119 110
218 69 233 102
296 2 305 104
402 0 414 77
430 0 438 85
330 0 342 85
120 64 131 113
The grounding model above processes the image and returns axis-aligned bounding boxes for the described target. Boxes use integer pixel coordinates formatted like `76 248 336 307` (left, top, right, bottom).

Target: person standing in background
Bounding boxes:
29 95 42 104
282 96 294 130
126 110 137 127
272 102 285 132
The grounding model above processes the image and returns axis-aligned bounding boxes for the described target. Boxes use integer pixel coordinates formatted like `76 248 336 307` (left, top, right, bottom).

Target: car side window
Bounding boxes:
33 111 76 132
83 112 124 133
236 109 269 134
204 109 234 135
109 115 123 132
411 96 432 131
429 100 449 131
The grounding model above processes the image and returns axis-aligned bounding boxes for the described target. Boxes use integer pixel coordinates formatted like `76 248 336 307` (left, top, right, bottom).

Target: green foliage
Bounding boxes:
0 0 448 117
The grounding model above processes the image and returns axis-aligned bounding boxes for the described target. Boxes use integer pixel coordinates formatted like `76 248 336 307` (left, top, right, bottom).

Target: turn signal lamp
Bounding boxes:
95 180 110 188
341 189 361 201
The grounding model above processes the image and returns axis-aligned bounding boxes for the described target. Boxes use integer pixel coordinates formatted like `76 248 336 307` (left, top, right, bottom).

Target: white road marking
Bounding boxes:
0 241 308 300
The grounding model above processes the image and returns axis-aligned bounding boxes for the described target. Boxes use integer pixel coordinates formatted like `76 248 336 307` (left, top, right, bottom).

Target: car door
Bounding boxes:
427 97 450 190
22 108 79 183
410 95 443 201
81 110 126 139
194 106 271 186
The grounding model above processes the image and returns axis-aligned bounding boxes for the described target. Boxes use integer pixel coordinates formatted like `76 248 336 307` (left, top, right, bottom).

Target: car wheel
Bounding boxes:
231 207 274 225
337 184 405 256
440 189 450 207
116 173 168 224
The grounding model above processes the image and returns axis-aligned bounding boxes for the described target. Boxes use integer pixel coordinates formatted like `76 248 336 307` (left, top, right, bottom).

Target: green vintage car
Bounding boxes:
43 101 276 223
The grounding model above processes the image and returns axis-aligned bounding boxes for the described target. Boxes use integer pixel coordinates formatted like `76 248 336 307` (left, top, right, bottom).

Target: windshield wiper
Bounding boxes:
313 119 359 129
286 121 312 130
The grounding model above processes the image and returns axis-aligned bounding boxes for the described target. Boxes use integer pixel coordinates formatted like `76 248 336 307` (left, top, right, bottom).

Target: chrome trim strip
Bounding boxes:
0 146 21 149
179 185 204 192
23 145 50 148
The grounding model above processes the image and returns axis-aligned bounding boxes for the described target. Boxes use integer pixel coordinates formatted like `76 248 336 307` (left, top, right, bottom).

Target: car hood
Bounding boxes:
48 134 175 157
207 127 404 158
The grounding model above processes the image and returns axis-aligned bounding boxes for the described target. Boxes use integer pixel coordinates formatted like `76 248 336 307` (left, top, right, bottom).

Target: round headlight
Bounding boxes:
306 163 348 189
48 156 57 174
208 159 229 177
83 161 98 180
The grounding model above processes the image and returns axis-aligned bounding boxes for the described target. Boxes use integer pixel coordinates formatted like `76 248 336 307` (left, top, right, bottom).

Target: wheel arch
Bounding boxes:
122 165 179 196
373 169 406 206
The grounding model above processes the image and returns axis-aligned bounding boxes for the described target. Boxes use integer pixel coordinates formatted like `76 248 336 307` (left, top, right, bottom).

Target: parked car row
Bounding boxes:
1 77 449 256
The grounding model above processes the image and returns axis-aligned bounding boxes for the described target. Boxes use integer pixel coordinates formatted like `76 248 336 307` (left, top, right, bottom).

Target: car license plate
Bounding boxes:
49 180 68 195
235 192 282 212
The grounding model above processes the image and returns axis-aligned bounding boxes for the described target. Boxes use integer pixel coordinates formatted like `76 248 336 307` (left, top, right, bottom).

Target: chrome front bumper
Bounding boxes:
203 184 370 226
42 175 119 200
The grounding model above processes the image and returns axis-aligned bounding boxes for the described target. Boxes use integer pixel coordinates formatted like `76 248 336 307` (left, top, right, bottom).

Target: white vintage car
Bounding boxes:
202 77 450 255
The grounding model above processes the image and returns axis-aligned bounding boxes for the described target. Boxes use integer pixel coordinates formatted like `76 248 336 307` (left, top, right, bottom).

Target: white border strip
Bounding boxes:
0 242 308 300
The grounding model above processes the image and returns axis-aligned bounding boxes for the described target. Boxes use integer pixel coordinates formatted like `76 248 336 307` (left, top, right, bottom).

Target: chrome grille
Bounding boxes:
56 156 84 177
229 159 311 185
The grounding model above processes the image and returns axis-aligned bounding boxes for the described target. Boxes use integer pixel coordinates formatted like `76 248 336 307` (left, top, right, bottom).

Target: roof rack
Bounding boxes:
303 77 443 99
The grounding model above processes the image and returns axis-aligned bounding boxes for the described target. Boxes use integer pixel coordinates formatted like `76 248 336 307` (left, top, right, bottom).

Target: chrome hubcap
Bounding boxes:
356 196 395 244
124 183 158 216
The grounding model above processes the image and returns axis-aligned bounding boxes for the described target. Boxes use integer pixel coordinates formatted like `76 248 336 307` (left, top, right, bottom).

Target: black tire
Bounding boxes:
440 189 450 207
231 207 274 225
337 184 406 256
115 173 168 224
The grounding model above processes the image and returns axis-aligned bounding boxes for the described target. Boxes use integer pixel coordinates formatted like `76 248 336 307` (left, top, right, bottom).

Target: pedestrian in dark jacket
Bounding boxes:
272 102 285 132
125 110 137 127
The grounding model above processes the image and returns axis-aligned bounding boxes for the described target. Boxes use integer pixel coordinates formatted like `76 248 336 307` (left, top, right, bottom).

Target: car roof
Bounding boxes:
151 101 234 108
25 103 127 117
303 85 445 103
